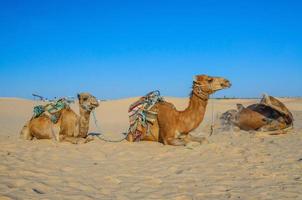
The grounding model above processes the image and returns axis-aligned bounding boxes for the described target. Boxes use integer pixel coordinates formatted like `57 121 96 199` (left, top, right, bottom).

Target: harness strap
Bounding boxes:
192 81 209 101
209 83 215 136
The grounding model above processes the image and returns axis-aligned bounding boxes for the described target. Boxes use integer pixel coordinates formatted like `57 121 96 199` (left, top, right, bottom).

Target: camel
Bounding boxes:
232 104 269 131
20 93 99 144
220 94 294 133
127 75 231 146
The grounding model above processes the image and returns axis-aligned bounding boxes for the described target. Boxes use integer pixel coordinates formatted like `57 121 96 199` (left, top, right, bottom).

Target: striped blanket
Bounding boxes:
128 90 164 141
33 98 70 123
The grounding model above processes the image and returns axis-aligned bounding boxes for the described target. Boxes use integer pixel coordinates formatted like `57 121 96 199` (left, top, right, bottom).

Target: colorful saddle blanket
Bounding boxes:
33 98 70 123
128 90 164 141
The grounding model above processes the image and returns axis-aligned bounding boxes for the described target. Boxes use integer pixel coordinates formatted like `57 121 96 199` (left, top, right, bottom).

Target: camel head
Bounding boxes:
194 74 231 94
236 104 245 112
77 92 99 112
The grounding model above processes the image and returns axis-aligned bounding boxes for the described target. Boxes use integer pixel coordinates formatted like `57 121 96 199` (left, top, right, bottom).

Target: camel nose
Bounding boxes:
221 80 231 88
92 101 99 107
226 80 231 87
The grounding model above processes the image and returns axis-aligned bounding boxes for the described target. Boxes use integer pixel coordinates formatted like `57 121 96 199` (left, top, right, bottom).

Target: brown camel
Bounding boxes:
232 104 269 131
127 75 231 146
20 93 99 144
220 95 293 133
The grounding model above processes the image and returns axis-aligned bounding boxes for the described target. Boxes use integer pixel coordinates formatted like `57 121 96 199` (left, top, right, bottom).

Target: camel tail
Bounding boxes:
20 121 33 140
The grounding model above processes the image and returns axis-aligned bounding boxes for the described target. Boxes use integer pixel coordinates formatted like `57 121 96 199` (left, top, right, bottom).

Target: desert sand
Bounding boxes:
0 97 301 199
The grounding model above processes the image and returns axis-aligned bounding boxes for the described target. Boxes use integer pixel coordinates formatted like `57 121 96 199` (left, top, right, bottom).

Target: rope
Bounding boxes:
88 109 128 142
209 83 215 136
209 98 215 136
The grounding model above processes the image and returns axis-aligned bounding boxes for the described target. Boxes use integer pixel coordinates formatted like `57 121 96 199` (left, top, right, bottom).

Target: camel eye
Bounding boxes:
83 97 88 101
208 78 213 83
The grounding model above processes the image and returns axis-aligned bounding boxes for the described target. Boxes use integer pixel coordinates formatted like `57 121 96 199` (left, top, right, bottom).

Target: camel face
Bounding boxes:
77 93 99 111
194 75 231 94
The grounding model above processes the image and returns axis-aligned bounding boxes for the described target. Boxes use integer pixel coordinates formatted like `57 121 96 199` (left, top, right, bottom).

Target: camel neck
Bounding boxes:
79 106 91 137
179 92 209 133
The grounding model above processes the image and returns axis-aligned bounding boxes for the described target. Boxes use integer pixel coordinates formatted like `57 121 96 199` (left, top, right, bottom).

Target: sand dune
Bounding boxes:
0 97 302 199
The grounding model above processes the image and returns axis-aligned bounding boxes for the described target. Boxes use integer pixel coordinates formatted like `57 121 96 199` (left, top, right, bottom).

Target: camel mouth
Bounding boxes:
89 99 100 108
91 102 99 107
90 104 99 110
221 80 231 88
82 103 98 111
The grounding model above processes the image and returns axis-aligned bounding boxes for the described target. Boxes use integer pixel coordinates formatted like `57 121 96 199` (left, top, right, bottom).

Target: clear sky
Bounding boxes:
1 0 301 99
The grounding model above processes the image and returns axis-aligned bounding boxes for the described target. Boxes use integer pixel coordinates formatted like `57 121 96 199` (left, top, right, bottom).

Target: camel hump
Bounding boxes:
157 101 176 110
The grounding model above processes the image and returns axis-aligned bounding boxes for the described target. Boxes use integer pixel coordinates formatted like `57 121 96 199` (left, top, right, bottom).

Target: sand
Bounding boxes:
0 97 302 199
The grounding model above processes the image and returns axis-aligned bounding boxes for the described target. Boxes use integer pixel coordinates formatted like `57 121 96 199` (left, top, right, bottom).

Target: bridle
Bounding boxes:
192 81 210 101
81 104 92 112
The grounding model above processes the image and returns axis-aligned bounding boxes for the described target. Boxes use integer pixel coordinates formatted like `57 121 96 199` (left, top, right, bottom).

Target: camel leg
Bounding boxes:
60 135 93 144
84 135 94 143
160 128 186 146
60 135 80 144
61 136 77 144
164 137 186 146
183 134 208 144
126 132 134 142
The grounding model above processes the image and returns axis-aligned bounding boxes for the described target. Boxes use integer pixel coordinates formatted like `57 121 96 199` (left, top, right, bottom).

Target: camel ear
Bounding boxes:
236 104 245 111
77 93 81 100
194 75 207 82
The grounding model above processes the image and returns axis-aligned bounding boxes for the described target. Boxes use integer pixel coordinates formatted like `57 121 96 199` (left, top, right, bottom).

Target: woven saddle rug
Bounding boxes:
128 90 164 141
32 98 70 124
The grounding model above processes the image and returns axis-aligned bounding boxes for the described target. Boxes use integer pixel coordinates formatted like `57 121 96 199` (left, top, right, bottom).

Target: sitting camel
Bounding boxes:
127 75 231 146
20 93 99 143
220 94 293 133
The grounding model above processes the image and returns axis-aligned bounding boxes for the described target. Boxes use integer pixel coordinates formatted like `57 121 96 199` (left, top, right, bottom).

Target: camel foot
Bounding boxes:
126 132 134 142
60 136 81 144
165 138 186 146
84 136 94 143
72 137 93 144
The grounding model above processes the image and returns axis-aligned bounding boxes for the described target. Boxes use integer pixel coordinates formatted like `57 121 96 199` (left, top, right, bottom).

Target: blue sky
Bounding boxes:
0 0 301 99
